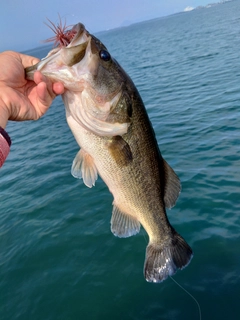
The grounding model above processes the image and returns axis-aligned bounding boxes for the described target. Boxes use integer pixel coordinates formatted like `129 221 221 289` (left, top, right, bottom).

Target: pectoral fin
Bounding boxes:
111 204 141 238
71 149 98 188
163 159 181 208
108 136 133 167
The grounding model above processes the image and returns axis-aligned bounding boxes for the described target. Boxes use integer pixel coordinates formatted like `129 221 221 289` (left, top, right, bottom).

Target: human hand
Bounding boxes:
0 51 64 129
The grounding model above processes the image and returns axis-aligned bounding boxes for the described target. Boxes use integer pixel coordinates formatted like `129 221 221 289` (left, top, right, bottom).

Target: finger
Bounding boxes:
34 71 56 99
53 82 64 95
36 81 55 108
34 71 49 86
19 53 40 68
34 71 64 95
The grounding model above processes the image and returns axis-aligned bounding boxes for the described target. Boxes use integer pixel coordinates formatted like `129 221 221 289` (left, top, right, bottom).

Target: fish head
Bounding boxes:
26 23 131 136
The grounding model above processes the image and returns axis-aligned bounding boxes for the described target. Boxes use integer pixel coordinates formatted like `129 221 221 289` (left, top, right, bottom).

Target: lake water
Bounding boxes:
1 1 240 319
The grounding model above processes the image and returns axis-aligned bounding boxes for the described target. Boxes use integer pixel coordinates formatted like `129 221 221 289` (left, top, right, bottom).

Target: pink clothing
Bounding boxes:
0 130 10 167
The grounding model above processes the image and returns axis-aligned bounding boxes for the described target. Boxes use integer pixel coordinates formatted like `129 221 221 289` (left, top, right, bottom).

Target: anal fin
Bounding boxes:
111 204 140 238
71 149 98 188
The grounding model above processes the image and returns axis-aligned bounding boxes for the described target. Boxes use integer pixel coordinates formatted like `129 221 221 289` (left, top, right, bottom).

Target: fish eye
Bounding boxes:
99 50 111 61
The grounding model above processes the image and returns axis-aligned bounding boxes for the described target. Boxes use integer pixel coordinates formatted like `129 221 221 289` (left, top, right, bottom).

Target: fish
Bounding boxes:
25 22 193 283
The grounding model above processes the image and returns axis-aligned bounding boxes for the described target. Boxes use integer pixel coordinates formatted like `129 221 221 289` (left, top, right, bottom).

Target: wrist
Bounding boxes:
0 94 12 167
0 126 11 147
0 94 11 129
0 127 11 167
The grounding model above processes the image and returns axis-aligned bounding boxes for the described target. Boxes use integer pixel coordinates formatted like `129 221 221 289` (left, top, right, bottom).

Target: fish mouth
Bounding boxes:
64 22 88 47
25 23 90 80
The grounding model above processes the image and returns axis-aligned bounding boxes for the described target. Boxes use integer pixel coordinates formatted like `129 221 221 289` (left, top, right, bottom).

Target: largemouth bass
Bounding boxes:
26 22 193 282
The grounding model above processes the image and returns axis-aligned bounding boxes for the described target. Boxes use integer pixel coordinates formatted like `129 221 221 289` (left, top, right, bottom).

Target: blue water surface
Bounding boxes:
1 1 240 319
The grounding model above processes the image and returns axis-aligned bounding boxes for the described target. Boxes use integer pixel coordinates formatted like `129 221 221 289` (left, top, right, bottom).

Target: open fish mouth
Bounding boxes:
52 22 89 48
25 22 91 78
43 17 81 47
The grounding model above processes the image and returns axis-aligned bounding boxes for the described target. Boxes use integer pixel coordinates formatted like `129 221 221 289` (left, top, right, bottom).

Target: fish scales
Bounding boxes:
25 22 193 283
74 91 166 230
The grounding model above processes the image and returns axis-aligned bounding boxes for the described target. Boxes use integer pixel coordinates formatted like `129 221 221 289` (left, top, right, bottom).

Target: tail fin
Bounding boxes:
144 233 193 283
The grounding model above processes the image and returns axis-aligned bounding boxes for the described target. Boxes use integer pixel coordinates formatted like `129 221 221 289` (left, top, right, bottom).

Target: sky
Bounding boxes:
1 0 213 52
